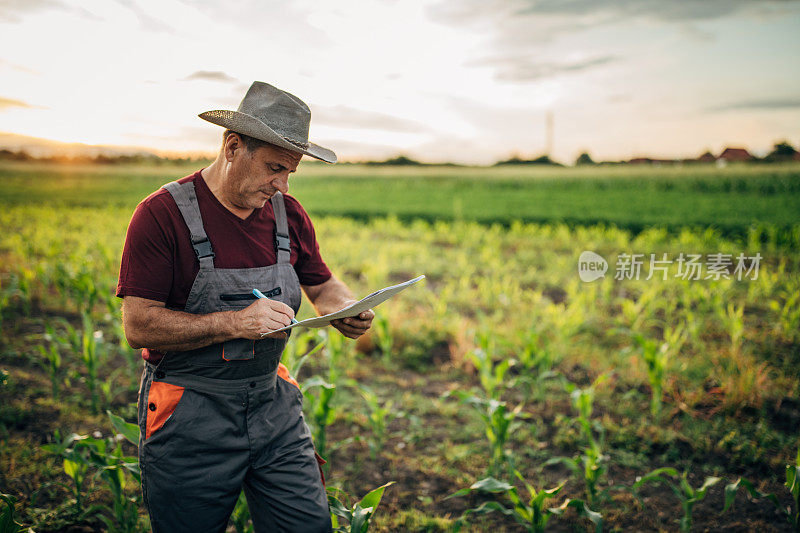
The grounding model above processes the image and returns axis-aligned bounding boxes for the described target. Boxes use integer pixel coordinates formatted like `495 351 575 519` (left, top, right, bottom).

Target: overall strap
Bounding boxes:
162 181 215 270
269 192 291 264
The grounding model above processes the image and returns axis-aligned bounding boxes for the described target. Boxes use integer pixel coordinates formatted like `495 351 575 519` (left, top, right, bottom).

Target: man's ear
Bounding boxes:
224 132 244 162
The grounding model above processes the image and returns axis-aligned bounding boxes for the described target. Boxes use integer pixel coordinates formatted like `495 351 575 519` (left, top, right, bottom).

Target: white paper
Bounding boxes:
260 275 426 336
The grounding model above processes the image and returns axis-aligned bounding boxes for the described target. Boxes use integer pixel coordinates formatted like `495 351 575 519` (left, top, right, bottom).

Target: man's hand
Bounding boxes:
234 298 295 339
330 302 374 339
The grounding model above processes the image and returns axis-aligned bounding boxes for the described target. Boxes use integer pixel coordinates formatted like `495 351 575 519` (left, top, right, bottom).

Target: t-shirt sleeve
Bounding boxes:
288 196 332 286
116 198 175 302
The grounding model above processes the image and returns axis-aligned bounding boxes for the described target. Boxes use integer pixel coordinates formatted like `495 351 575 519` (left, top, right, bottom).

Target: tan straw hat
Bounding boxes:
199 81 337 164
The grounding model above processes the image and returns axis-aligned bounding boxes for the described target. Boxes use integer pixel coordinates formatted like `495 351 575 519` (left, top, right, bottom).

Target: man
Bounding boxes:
117 81 374 532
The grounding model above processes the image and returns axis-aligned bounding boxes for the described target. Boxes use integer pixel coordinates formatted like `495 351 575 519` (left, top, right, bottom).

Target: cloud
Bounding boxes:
708 98 800 112
467 54 618 82
432 0 798 30
183 70 239 83
0 97 35 110
0 0 63 22
114 0 175 33
0 0 100 22
313 105 432 133
429 0 798 80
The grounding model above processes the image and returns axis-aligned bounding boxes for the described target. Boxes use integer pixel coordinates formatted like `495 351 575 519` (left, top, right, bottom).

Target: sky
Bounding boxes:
0 0 799 165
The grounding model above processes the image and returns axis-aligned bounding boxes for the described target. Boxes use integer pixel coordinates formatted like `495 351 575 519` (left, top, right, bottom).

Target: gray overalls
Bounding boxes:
136 180 331 533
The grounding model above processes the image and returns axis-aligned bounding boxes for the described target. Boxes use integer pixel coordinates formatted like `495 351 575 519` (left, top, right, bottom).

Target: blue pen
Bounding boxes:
252 288 298 324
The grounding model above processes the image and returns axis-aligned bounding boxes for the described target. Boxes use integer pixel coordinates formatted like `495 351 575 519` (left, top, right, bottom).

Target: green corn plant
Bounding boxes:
325 328 349 385
302 377 336 458
566 375 606 450
327 481 395 533
41 432 95 512
359 386 396 459
90 412 144 532
516 329 556 378
1 492 26 533
631 325 685 417
468 330 513 400
724 445 800 531
230 491 254 533
449 473 602 533
770 290 800 343
88 437 144 533
719 301 746 358
547 376 608 506
633 468 720 532
282 329 326 378
372 311 393 361
70 267 99 315
511 329 559 401
449 391 524 478
38 324 62 400
79 312 102 414
545 442 607 509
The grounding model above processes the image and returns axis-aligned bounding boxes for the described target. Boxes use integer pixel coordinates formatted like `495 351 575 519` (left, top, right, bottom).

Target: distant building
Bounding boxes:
628 157 676 165
717 147 753 162
697 151 716 163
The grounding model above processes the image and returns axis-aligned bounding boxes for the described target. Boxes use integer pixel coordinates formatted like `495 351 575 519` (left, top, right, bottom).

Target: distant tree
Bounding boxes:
366 154 423 166
575 152 595 165
764 140 798 162
494 154 560 166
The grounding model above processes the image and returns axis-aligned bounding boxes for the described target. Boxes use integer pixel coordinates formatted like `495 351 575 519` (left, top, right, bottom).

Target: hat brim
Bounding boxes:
199 110 337 164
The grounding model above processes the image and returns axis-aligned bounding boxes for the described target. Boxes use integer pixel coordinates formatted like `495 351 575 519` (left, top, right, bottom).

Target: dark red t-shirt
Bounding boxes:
116 170 332 361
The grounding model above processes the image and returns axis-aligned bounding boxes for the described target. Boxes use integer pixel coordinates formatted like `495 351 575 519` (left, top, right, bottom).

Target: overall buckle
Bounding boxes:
193 238 215 259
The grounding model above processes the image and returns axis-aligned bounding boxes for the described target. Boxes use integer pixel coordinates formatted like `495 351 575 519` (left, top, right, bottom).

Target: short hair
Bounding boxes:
222 129 272 153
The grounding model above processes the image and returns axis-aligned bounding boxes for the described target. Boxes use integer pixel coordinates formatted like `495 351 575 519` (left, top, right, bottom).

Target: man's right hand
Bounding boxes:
234 298 295 339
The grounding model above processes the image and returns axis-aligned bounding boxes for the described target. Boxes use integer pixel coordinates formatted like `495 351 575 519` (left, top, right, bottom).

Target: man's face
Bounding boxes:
225 138 302 210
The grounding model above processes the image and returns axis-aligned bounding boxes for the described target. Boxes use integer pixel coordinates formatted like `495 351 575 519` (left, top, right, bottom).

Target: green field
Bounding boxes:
1 161 799 531
2 161 799 243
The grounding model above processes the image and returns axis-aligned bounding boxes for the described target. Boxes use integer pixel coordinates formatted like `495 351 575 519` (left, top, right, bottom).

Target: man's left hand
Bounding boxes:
330 303 374 339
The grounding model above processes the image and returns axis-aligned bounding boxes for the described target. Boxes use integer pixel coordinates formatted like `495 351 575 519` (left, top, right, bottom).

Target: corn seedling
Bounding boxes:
770 290 800 343
449 473 602 533
1 492 26 533
302 376 336 458
372 311 393 361
633 468 720 532
450 391 524 478
359 386 396 459
724 445 800 531
79 313 103 414
41 432 96 512
469 330 513 400
720 301 746 358
547 376 608 506
283 329 326 378
38 324 62 400
516 329 556 377
631 332 671 417
327 481 394 533
545 442 608 509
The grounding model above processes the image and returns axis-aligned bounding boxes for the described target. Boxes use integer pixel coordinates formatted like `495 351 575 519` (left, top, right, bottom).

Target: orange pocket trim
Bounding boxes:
145 381 185 439
314 451 327 487
221 341 255 361
277 362 299 389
